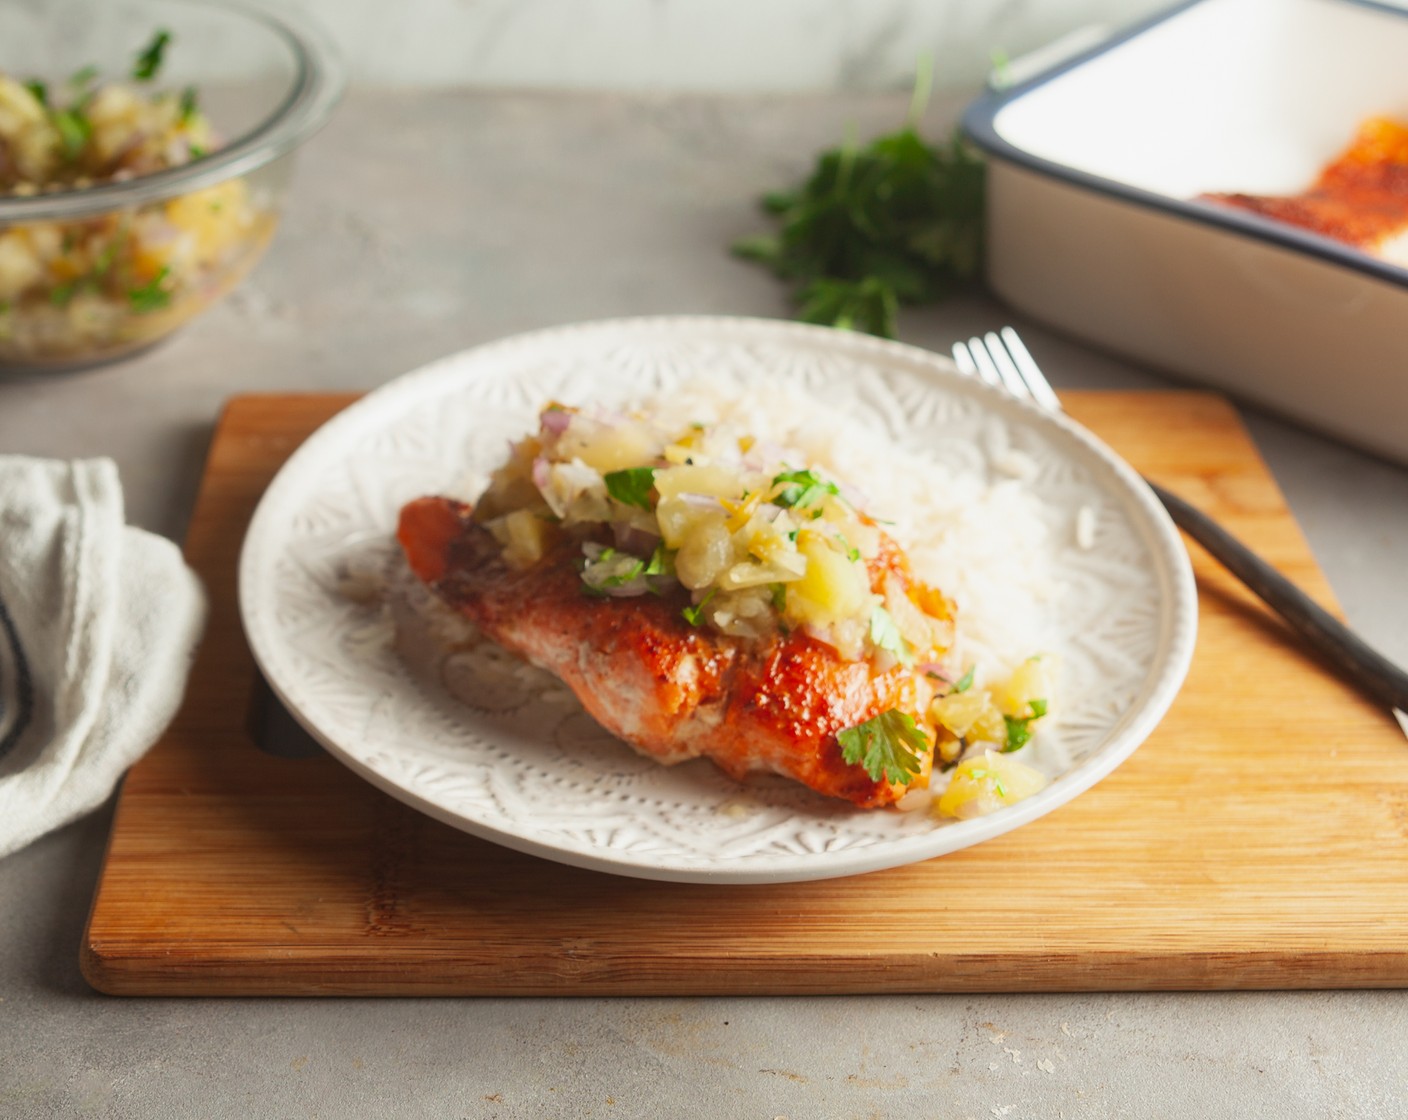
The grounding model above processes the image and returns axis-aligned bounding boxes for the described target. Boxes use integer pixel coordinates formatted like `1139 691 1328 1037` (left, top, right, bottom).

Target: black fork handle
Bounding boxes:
1149 480 1408 713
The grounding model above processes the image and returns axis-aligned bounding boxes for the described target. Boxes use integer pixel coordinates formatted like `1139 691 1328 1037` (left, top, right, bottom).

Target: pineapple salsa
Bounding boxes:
473 400 1056 819
0 31 272 365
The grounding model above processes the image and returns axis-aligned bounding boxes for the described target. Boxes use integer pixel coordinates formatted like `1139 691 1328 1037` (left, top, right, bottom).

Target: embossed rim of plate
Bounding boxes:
239 315 1198 884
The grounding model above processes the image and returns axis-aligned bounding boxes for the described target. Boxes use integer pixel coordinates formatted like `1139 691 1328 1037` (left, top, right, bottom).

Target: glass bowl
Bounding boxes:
0 0 343 373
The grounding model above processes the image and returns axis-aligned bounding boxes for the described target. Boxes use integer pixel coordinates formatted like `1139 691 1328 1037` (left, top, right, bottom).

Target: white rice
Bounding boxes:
630 380 1060 689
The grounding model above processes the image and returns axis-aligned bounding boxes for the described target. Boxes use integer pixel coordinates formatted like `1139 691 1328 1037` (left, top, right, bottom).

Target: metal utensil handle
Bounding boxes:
1149 480 1408 711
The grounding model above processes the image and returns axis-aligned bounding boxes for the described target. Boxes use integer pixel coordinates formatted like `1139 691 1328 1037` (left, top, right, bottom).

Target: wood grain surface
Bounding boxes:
81 392 1408 996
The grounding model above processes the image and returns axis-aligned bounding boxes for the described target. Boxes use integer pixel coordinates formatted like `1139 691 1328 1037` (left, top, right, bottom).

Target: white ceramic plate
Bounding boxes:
239 316 1197 884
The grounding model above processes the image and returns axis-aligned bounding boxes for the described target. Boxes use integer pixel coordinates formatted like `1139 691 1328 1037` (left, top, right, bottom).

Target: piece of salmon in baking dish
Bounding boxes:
1202 116 1408 266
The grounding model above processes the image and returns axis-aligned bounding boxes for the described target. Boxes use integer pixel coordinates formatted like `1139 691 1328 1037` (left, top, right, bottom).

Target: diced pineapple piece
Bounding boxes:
675 515 734 589
934 731 963 765
0 77 60 183
991 655 1058 719
84 84 144 164
935 750 1047 820
968 705 1008 746
721 491 762 533
738 514 806 571
474 436 546 521
657 494 728 549
558 420 659 473
784 529 870 627
845 520 882 560
659 424 708 465
717 558 805 591
654 464 741 500
487 509 554 570
710 587 774 638
165 180 254 261
816 499 857 529
655 495 690 548
929 688 992 740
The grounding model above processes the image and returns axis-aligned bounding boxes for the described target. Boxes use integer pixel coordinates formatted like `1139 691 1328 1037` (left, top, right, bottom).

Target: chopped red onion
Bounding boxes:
539 408 572 437
602 578 650 597
532 456 568 517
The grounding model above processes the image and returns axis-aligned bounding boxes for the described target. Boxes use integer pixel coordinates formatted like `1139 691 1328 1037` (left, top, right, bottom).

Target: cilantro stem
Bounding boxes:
682 589 716 628
133 30 172 81
905 52 934 129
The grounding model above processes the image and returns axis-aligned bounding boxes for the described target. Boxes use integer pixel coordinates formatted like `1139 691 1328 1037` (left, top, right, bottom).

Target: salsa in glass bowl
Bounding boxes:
0 0 342 372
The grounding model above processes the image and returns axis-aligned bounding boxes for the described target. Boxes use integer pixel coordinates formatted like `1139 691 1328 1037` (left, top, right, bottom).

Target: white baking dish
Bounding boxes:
962 0 1408 466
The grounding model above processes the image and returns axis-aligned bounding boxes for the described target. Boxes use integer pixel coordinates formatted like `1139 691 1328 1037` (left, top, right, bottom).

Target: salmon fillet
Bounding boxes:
396 495 948 808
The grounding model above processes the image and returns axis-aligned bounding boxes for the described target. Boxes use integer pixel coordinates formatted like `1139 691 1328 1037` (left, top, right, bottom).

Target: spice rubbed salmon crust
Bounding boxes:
394 400 1055 813
1201 117 1408 265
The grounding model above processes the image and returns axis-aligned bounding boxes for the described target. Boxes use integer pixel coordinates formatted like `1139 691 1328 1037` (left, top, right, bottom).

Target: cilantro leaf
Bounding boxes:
771 468 839 509
179 85 199 124
869 605 912 665
92 225 128 279
1002 715 1033 753
603 467 656 510
799 275 899 338
580 546 653 594
23 79 47 106
837 708 930 786
127 267 172 313
602 559 645 587
133 30 172 81
1001 697 1049 751
52 109 92 161
644 543 673 578
68 64 99 90
682 589 716 628
769 582 788 611
730 71 985 341
952 666 975 694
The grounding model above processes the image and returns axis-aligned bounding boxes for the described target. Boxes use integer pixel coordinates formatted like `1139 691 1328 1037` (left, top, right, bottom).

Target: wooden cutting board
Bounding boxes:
81 392 1408 996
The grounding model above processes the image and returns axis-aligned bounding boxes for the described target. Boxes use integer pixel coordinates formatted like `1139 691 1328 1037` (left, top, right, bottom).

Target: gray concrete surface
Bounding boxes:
2 89 1407 1120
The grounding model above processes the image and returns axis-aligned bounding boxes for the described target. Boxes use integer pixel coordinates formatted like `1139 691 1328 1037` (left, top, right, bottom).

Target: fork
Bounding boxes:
954 327 1408 726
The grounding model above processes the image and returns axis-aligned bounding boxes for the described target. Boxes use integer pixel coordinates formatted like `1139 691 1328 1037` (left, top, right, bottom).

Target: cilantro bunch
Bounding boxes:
733 72 985 339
